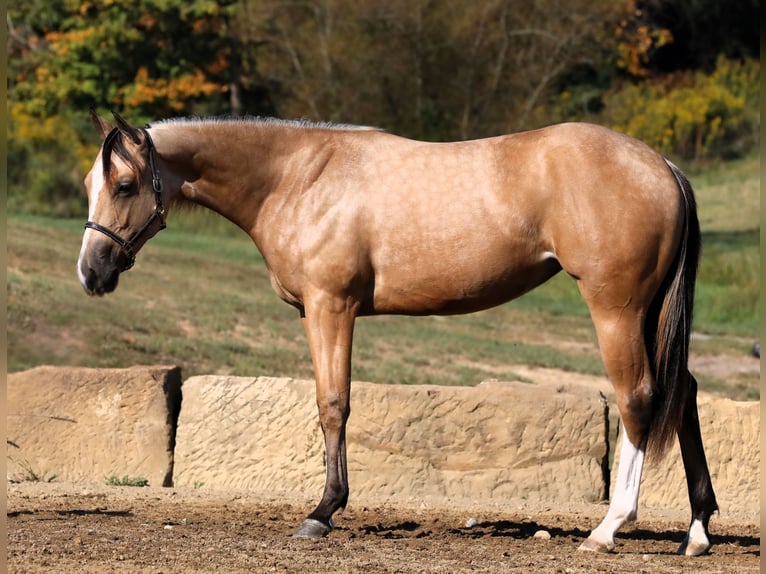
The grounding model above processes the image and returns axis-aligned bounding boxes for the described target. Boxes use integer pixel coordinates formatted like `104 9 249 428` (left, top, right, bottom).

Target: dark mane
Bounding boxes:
101 128 143 177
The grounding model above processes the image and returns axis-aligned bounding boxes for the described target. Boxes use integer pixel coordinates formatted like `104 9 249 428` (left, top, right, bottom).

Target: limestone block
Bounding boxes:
7 365 182 487
175 376 609 503
611 393 759 515
174 376 325 492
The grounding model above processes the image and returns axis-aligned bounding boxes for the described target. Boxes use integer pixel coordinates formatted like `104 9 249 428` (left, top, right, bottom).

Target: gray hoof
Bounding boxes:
578 537 615 553
293 518 334 538
677 538 711 556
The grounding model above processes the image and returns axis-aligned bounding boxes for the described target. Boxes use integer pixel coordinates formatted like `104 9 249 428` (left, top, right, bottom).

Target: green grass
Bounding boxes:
695 229 759 333
688 155 761 233
6 156 759 399
105 475 149 487
689 154 760 335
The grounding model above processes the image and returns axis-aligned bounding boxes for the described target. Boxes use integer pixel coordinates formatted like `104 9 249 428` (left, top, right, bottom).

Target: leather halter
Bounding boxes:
84 127 166 271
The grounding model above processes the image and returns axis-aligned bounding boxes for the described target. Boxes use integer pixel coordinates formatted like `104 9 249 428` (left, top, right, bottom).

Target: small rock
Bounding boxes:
642 554 651 562
465 517 479 528
164 524 173 530
534 529 551 540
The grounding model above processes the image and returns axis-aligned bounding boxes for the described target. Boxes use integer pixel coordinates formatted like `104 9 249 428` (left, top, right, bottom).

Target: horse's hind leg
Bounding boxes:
676 372 718 556
578 301 654 553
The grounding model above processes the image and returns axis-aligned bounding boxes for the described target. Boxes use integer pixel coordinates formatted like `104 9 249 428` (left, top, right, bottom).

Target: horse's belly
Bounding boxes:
365 250 561 316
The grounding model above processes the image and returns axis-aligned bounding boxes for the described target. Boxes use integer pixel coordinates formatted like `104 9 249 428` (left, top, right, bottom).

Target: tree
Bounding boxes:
7 0 241 216
9 0 239 121
627 0 760 73
239 0 625 140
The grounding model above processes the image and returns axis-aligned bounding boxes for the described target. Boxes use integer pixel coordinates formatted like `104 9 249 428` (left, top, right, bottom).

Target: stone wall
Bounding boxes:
173 376 610 503
6 366 759 518
7 366 181 487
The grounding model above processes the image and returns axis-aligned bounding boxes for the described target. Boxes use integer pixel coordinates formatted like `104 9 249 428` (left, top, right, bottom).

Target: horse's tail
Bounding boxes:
645 160 701 460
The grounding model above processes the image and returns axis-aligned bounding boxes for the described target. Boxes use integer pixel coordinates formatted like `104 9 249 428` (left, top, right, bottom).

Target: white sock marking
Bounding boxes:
586 427 645 548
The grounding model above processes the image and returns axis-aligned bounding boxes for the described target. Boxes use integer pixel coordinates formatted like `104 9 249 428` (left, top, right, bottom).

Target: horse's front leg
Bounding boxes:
293 296 358 538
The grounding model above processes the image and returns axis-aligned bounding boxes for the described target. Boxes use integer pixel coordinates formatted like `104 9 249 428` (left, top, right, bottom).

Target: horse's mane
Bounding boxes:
147 115 380 132
102 115 379 177
101 128 142 177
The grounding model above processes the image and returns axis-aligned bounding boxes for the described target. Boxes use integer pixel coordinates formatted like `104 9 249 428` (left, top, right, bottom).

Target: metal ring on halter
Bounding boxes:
84 127 166 272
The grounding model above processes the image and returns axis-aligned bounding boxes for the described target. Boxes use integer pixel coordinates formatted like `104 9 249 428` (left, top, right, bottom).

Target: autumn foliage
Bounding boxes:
6 0 760 216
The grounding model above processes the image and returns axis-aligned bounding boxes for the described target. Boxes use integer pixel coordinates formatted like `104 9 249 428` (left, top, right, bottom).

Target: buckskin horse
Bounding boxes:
77 110 717 555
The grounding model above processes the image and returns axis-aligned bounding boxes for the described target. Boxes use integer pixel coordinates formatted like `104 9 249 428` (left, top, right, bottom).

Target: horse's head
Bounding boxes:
77 110 168 296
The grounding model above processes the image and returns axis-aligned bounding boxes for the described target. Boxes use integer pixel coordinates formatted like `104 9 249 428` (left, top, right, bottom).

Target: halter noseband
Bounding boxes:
84 127 166 271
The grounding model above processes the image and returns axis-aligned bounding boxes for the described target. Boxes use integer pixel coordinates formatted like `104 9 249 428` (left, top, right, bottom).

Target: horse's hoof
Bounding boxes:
677 539 711 556
292 518 334 538
578 537 615 553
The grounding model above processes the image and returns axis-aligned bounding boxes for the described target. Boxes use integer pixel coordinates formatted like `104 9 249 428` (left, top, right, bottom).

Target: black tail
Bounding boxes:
645 160 701 459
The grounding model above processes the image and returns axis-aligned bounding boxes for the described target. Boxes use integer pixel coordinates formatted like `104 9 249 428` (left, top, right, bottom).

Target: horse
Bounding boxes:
77 110 718 555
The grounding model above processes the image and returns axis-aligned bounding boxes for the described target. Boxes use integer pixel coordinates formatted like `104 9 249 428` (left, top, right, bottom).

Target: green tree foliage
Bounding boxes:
8 0 237 215
10 0 235 119
602 56 760 159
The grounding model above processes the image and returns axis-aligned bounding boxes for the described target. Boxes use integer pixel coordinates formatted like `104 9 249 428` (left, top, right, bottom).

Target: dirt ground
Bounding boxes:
8 481 759 573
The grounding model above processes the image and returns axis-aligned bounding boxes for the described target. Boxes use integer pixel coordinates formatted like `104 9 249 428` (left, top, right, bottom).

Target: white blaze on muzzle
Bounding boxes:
77 156 106 290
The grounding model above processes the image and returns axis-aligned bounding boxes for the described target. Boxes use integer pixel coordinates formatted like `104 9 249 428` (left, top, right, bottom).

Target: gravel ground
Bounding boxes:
8 482 760 573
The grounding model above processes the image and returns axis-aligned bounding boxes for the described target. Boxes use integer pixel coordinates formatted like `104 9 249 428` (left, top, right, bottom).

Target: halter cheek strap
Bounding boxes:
84 127 167 271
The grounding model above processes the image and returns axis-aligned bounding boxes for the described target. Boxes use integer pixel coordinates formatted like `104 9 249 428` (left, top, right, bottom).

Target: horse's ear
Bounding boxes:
89 108 113 141
111 110 142 145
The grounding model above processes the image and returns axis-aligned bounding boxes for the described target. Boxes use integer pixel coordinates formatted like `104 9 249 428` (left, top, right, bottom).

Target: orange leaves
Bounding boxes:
205 51 229 76
138 14 159 30
614 1 673 78
123 68 226 111
45 28 96 57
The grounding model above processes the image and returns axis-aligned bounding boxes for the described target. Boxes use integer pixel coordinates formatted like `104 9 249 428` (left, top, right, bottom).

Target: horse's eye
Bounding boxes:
116 181 136 196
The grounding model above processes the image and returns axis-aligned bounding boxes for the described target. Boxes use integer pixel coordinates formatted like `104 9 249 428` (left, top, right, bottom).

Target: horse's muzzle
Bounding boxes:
77 259 121 296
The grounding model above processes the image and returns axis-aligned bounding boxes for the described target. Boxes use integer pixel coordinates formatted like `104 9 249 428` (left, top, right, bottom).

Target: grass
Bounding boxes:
105 475 149 487
8 457 58 483
6 155 759 399
687 155 761 233
689 154 761 334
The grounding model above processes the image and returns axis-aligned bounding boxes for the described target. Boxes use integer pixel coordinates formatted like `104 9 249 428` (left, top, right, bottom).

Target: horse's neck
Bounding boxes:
152 121 326 234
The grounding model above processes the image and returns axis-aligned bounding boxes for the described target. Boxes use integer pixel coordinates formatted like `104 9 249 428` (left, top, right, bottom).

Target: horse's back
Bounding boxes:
347 123 682 314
